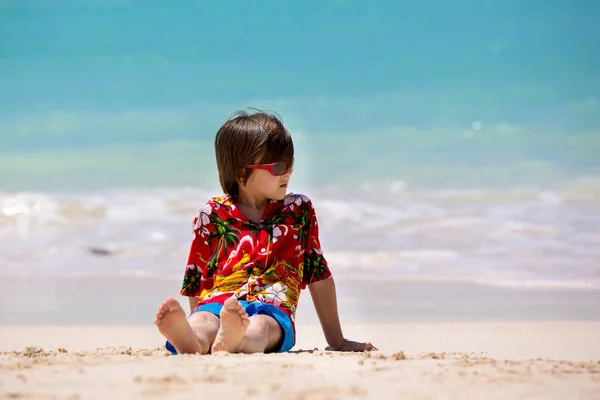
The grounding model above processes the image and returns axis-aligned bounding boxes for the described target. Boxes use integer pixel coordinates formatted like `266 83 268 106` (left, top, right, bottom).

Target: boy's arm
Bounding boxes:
188 297 199 314
309 277 377 352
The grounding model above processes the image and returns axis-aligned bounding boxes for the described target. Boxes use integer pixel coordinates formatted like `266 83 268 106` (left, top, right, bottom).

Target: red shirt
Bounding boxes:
179 193 332 329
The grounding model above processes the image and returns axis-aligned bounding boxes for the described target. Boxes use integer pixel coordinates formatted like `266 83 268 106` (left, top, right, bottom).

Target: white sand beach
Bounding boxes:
1 321 600 400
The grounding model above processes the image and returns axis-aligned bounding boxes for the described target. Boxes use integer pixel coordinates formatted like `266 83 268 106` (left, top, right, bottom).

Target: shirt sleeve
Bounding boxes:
301 199 332 289
180 203 213 298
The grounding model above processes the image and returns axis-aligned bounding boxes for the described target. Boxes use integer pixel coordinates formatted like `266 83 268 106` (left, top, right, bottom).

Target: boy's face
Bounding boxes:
243 163 293 201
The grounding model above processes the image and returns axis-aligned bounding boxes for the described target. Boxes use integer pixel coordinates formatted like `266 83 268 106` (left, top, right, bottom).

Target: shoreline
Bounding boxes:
1 276 599 325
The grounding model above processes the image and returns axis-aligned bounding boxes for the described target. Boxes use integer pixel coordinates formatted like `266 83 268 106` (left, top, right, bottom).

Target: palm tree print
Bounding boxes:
294 203 311 246
303 248 329 284
208 213 240 252
261 212 291 238
204 252 221 277
245 260 263 277
181 264 202 295
242 221 261 238
206 214 240 275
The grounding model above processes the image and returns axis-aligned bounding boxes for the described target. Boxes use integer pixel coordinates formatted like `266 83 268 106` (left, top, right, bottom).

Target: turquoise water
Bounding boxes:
2 127 600 191
1 0 599 191
1 1 600 289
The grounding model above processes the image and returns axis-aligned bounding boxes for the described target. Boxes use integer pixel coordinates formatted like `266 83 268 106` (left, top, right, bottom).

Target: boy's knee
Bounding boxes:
248 315 270 331
189 313 219 330
251 315 280 336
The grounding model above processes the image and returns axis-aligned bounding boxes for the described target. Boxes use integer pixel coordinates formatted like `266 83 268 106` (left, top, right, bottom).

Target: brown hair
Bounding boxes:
214 110 294 199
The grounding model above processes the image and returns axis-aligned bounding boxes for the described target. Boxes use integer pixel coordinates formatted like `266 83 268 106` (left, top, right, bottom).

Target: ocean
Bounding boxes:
1 0 599 323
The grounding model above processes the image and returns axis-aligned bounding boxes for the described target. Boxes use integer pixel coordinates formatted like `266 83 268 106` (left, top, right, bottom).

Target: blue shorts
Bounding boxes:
165 300 295 355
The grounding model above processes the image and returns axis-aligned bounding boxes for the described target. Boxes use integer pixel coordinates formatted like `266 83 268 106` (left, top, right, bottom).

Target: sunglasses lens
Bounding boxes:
272 162 287 175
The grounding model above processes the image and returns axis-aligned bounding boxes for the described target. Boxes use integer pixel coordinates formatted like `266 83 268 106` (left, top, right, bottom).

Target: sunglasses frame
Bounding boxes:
246 161 293 176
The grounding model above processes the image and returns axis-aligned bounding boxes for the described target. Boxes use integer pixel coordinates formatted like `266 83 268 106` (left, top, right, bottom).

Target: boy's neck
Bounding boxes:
236 188 270 213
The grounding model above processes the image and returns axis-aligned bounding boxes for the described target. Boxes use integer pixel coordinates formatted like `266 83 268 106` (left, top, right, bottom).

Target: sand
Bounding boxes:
1 322 600 400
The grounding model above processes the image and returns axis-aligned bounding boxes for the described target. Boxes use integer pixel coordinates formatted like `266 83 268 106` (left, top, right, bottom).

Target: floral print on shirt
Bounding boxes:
179 193 332 323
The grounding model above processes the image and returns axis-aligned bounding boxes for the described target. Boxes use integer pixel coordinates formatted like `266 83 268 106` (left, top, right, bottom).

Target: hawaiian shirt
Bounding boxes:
179 193 332 326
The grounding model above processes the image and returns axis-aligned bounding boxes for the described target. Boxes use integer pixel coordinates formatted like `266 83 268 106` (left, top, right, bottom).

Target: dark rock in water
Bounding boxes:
89 247 112 256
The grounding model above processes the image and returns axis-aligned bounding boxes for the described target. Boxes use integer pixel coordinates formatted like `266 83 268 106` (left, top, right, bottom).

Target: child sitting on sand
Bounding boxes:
155 110 377 354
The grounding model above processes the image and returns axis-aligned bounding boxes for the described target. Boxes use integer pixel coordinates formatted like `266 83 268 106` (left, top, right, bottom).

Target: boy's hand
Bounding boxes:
325 339 378 352
308 278 378 352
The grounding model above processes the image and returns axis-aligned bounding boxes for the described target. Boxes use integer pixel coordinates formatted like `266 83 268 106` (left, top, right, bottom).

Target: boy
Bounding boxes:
155 110 376 354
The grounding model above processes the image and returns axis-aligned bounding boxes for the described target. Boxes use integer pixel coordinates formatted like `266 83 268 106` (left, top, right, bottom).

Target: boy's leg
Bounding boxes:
187 311 220 353
211 297 283 354
211 297 250 353
238 315 283 354
155 297 220 355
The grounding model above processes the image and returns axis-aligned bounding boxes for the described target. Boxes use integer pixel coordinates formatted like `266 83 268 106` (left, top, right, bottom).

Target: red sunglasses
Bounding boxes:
246 161 293 176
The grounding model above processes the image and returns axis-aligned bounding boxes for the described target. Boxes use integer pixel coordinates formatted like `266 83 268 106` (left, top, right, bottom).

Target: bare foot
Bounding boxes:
211 297 250 353
155 297 204 354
